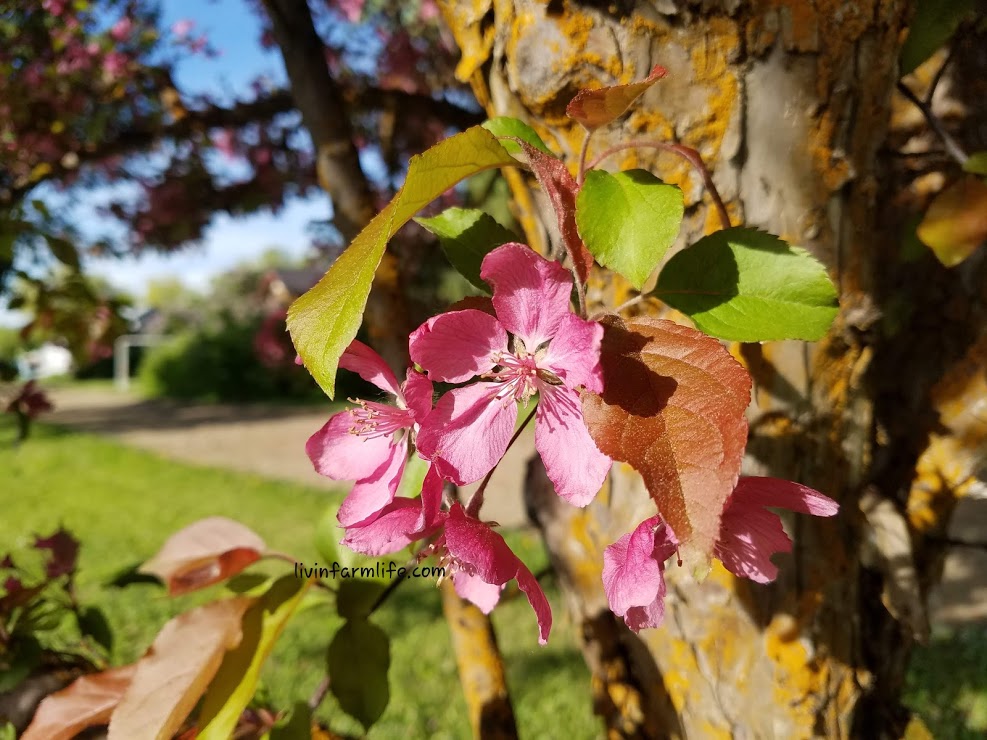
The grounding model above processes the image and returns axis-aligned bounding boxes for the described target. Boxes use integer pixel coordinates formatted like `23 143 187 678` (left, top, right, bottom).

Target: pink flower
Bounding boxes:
306 341 432 527
602 516 678 632
411 243 611 506
336 0 365 22
714 477 839 583
439 504 552 644
171 19 194 38
342 465 445 556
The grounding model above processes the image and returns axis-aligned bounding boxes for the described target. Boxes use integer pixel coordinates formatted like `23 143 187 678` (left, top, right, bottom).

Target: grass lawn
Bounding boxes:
2 416 985 737
0 418 595 738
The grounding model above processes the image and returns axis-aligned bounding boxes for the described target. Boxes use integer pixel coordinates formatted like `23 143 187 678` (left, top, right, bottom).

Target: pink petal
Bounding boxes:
444 504 520 585
481 243 574 350
515 564 553 645
402 370 433 422
715 504 791 584
602 517 676 619
409 310 506 383
341 499 425 555
339 339 402 397
733 477 839 517
541 313 604 392
416 383 517 485
416 464 444 531
534 385 611 506
452 571 503 613
306 412 394 481
623 599 666 632
337 438 407 527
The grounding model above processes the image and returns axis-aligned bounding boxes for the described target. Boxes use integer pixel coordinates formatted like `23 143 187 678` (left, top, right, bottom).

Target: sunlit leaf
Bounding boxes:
288 126 516 397
197 577 312 739
416 207 518 292
140 517 267 596
328 619 390 729
576 169 683 289
582 316 751 568
963 151 987 176
654 228 839 341
566 64 667 131
916 176 987 267
22 665 137 740
482 116 553 155
107 598 252 740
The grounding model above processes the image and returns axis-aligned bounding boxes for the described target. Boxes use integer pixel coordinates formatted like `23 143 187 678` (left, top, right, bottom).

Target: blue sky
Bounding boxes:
2 0 329 326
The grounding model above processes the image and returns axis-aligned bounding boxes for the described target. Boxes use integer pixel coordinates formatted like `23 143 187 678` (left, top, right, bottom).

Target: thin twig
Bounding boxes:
896 80 968 166
577 129 593 186
465 405 538 518
925 47 955 105
587 140 731 230
308 676 330 711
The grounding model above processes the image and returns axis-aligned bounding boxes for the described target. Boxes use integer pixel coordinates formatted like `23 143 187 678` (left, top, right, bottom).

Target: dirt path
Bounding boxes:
43 386 986 625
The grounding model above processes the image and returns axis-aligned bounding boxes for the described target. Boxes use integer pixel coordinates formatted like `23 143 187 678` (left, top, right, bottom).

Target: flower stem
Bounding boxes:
587 140 731 231
465 404 538 518
577 128 594 186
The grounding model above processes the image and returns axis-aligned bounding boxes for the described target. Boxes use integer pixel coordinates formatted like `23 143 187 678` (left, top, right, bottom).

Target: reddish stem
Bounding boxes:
586 140 732 231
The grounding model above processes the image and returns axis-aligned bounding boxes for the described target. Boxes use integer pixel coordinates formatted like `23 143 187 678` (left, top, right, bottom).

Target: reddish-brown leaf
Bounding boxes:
107 597 252 740
517 140 595 283
916 176 987 267
566 64 668 132
140 517 267 596
22 665 137 740
582 316 751 565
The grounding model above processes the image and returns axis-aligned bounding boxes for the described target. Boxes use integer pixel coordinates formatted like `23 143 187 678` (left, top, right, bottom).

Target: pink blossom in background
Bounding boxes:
102 52 129 80
336 0 365 22
419 0 440 22
603 517 678 632
714 477 839 583
412 243 611 506
171 19 194 38
110 17 133 42
306 341 432 528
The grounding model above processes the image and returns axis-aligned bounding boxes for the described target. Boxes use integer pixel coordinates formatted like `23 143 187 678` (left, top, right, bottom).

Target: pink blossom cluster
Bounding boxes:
307 244 838 642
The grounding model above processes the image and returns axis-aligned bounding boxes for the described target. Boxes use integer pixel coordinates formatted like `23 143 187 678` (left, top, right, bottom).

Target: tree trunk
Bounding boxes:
441 1 987 736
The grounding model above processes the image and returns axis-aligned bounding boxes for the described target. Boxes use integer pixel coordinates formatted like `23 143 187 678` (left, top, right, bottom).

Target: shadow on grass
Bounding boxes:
906 626 987 738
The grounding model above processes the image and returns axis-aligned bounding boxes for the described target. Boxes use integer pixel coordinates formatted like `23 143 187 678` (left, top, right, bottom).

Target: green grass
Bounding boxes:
1 418 596 738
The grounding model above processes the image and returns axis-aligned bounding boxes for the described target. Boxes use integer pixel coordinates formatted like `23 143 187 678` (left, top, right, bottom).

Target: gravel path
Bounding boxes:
43 386 986 624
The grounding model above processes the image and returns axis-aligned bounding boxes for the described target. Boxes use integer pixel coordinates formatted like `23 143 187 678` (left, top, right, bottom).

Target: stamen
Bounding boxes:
346 398 415 438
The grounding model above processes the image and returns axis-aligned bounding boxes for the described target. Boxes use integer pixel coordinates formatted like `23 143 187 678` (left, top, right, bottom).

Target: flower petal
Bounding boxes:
515 564 553 645
402 370 434 422
409 309 507 383
603 516 676 617
341 498 425 556
623 600 666 632
540 313 604 392
337 438 407 527
534 384 611 506
444 504 520 585
339 339 402 397
306 412 394 481
417 383 517 485
481 243 574 350
714 503 791 584
732 477 839 517
452 571 503 614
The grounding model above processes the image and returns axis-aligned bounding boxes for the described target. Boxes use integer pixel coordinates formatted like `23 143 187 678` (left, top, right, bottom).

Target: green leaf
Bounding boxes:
288 126 516 398
77 606 113 652
963 151 987 176
336 579 387 620
328 619 390 729
899 0 975 75
196 576 311 740
415 208 518 291
481 116 553 156
396 450 432 501
654 228 839 342
314 504 343 567
576 169 683 289
268 701 312 740
45 235 80 270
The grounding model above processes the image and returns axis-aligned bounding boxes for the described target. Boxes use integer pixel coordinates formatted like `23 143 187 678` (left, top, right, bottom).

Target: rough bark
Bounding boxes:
441 0 987 737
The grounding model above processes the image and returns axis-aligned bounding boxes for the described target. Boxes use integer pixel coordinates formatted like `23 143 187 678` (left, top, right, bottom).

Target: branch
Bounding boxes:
896 80 968 166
